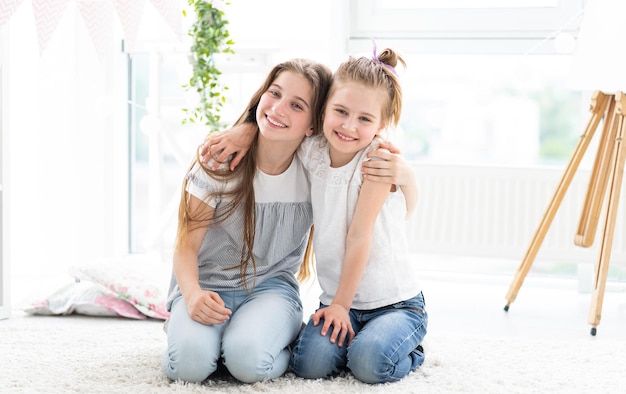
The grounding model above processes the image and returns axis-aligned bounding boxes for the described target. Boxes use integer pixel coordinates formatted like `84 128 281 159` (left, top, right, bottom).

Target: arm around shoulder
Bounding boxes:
200 123 258 170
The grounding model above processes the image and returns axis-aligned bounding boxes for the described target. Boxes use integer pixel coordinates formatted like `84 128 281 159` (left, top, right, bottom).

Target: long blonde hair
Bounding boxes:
175 59 332 290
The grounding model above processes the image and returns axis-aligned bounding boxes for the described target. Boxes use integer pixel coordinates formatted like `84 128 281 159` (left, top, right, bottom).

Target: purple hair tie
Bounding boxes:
371 40 398 76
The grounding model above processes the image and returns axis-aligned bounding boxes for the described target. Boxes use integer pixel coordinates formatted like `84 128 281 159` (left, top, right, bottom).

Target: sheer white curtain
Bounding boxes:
4 5 128 280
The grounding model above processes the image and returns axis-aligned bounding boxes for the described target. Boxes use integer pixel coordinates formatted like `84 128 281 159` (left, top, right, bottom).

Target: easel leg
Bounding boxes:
504 92 610 310
588 93 626 335
575 99 618 247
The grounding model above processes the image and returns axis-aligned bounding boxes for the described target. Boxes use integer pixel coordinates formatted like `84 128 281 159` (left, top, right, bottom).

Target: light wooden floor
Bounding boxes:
9 254 626 341
418 270 626 341
300 254 626 342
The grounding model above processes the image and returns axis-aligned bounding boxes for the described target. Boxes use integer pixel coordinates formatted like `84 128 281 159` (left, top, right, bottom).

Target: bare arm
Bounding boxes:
361 141 418 218
199 123 258 171
173 195 232 325
311 179 390 347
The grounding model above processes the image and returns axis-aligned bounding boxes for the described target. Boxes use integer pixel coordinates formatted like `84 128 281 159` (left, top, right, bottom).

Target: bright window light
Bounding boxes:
378 0 559 9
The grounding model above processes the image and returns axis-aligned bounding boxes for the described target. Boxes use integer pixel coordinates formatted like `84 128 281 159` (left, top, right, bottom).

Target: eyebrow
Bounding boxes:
270 83 311 110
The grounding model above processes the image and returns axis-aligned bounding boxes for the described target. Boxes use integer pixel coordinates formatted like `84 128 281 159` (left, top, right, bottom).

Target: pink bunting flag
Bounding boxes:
114 0 147 53
77 0 115 64
31 0 71 55
0 0 25 28
149 0 181 38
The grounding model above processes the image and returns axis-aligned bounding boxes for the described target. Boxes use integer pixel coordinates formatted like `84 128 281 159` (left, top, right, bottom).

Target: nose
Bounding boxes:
342 118 357 132
273 99 288 117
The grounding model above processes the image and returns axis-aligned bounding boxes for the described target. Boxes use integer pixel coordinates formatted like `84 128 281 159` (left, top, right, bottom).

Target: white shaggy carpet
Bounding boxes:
2 311 626 394
4 270 626 393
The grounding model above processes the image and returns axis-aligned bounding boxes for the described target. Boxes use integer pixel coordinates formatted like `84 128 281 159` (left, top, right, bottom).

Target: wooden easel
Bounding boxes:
503 91 626 336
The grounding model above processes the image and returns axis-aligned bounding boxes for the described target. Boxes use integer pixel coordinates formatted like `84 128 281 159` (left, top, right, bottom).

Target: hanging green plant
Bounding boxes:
182 0 235 130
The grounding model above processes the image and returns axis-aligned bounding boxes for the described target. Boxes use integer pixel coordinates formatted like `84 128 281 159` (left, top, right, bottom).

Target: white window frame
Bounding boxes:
0 30 9 320
348 0 585 54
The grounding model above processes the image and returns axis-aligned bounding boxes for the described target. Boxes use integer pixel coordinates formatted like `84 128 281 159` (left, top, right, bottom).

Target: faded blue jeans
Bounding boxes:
289 292 427 384
162 276 303 383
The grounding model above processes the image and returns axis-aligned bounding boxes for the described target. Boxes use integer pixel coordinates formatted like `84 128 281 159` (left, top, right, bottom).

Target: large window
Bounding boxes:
128 1 593 255
350 0 589 167
396 54 587 167
128 50 205 254
349 0 584 51
127 51 268 253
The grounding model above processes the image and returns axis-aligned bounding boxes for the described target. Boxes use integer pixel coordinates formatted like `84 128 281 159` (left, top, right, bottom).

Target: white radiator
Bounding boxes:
407 164 626 266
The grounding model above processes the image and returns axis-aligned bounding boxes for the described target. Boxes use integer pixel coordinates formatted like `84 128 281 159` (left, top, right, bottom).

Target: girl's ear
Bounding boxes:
305 126 314 137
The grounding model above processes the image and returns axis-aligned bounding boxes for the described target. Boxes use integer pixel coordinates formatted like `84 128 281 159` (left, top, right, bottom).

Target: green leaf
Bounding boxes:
181 0 234 129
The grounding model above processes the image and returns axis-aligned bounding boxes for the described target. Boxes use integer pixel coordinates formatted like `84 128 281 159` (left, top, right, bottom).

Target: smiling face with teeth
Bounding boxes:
255 70 315 148
322 81 387 167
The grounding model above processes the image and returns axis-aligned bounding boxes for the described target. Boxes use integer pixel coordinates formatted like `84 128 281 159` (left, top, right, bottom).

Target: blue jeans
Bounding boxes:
290 292 427 384
161 276 303 383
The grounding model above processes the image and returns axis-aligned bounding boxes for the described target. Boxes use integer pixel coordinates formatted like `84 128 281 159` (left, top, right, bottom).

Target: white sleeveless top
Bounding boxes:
298 135 421 310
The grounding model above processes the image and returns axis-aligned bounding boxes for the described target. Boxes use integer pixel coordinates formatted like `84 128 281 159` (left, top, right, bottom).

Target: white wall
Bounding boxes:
3 0 345 282
2 0 600 293
4 6 128 279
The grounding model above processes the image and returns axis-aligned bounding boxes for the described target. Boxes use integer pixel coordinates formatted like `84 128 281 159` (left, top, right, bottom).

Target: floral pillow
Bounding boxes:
24 281 146 319
68 265 170 320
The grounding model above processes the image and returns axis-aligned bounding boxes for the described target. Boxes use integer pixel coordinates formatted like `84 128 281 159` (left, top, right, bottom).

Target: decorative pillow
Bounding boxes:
24 281 146 319
68 265 170 320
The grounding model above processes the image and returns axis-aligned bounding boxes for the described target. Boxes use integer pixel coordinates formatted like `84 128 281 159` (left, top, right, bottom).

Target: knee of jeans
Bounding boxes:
348 355 397 384
290 335 345 379
348 345 397 384
161 346 216 383
222 336 283 383
290 351 338 379
225 349 282 383
227 362 265 383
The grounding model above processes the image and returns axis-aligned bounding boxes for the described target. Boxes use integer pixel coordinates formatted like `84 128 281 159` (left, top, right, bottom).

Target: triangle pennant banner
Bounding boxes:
113 0 147 53
32 0 72 55
77 0 115 64
149 0 181 38
0 0 25 28
3 0 183 58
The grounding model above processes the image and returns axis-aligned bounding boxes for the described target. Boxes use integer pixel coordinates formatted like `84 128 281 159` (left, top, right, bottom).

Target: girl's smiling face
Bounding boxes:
256 70 314 144
322 81 386 166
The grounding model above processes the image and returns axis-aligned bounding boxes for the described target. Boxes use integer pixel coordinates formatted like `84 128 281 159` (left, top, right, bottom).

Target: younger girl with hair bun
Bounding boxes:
289 47 427 384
